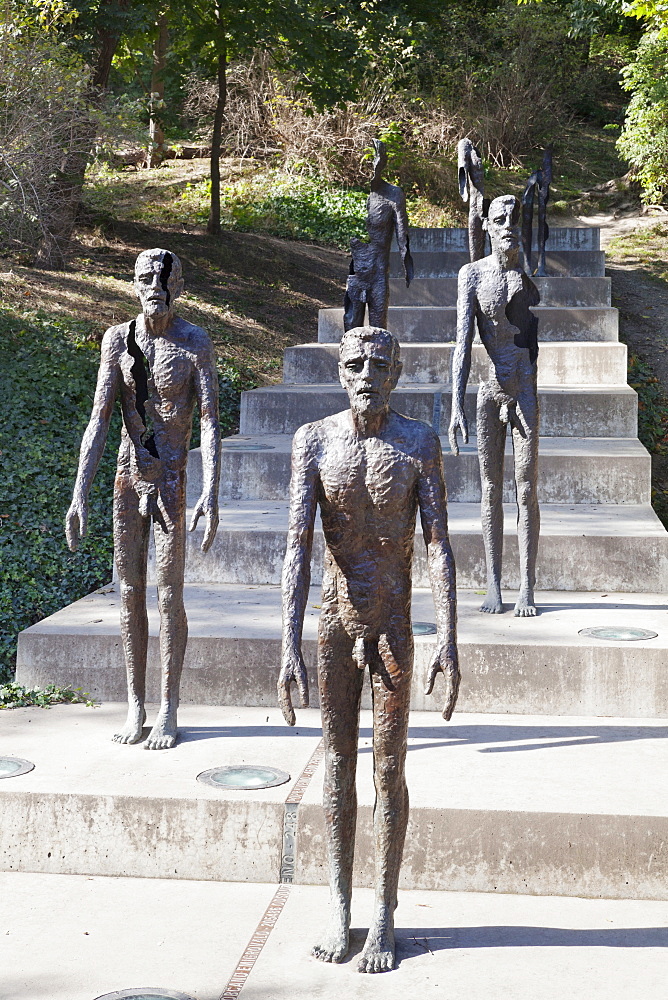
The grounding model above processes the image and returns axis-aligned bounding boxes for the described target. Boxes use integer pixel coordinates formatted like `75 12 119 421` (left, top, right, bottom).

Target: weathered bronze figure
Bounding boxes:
279 326 459 973
521 147 552 276
66 248 221 748
458 137 487 262
343 140 413 331
449 196 541 617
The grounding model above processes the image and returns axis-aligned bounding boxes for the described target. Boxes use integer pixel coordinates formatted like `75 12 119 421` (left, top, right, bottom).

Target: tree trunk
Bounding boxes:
34 7 124 267
207 26 227 236
147 14 169 168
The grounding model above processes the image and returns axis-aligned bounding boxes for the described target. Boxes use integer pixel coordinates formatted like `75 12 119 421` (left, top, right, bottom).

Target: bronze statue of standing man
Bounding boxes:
343 140 413 331
449 196 541 617
279 326 459 972
66 248 221 748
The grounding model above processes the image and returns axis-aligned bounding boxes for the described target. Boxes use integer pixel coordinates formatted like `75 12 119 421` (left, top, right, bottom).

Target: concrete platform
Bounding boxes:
239 384 638 437
3 704 668 899
317 305 618 343
5 872 668 1000
207 436 651 505
389 275 611 307
284 341 628 386
404 225 600 252
389 250 606 278
16 586 668 715
169 501 667 591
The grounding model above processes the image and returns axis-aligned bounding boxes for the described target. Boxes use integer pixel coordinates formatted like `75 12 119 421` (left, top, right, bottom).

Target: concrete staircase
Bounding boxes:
9 225 668 904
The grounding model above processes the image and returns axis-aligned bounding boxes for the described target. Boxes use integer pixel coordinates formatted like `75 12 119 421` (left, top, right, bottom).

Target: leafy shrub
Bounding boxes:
0 308 120 681
628 353 668 453
0 681 95 709
181 171 369 248
617 31 668 204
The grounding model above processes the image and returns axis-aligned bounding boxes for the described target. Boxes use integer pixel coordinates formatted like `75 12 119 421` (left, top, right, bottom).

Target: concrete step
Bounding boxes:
204 438 650 505
405 225 600 252
148 501 666 592
17 586 668 716
4 703 668 902
239 384 638 438
389 250 606 278
5 871 667 1000
389 275 611 307
318 306 618 343
285 342 628 386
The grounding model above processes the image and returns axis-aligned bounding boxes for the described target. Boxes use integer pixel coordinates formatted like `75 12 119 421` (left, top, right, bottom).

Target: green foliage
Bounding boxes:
180 171 369 248
617 30 668 202
0 681 96 708
0 308 119 682
628 352 668 453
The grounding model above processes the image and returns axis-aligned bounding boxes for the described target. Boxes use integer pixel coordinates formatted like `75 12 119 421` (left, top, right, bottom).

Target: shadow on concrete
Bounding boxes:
178 725 323 743
177 721 668 754
395 924 668 956
358 722 668 754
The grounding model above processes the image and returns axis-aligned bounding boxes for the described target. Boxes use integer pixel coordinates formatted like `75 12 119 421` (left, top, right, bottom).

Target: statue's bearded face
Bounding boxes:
134 252 181 317
339 337 401 415
485 196 520 254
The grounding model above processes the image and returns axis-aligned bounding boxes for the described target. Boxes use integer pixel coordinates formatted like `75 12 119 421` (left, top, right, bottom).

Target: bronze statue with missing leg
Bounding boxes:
278 325 460 973
343 140 413 332
66 248 221 748
449 196 541 617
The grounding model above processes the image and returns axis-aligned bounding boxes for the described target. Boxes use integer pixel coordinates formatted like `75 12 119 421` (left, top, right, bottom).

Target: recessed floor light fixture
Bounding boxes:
197 764 290 790
579 626 658 641
412 621 437 636
220 442 275 450
0 756 34 779
94 990 197 1000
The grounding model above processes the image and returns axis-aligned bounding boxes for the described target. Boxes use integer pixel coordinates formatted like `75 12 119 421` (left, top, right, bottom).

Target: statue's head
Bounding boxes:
134 248 184 318
372 138 388 181
483 195 520 254
339 326 402 416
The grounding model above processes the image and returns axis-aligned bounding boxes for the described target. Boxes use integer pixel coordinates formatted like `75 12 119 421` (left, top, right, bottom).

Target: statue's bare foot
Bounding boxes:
479 586 503 614
358 910 395 974
312 898 350 963
514 592 538 617
144 706 178 750
112 705 146 745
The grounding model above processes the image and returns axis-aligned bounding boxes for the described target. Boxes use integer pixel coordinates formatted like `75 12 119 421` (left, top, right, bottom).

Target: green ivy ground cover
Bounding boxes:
0 308 120 682
0 306 253 683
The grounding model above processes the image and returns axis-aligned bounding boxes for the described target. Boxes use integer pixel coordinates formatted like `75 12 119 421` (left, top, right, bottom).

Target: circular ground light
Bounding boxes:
220 443 275 450
412 621 437 636
579 626 658 641
197 764 290 790
0 756 34 779
94 990 197 1000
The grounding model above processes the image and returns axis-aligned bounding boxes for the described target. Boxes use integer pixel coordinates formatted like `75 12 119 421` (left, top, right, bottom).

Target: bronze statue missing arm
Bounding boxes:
521 147 552 277
449 195 541 617
66 248 221 748
458 137 487 262
343 140 413 332
279 326 460 973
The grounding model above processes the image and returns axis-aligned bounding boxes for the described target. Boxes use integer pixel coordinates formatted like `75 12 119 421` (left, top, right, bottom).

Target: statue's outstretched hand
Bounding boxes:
425 640 461 722
65 495 88 552
278 646 309 726
190 494 219 553
448 407 468 457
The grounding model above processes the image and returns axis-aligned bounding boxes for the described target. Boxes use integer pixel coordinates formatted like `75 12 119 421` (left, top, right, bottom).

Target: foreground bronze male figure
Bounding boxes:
343 139 413 331
279 326 460 972
449 195 541 616
66 249 220 748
